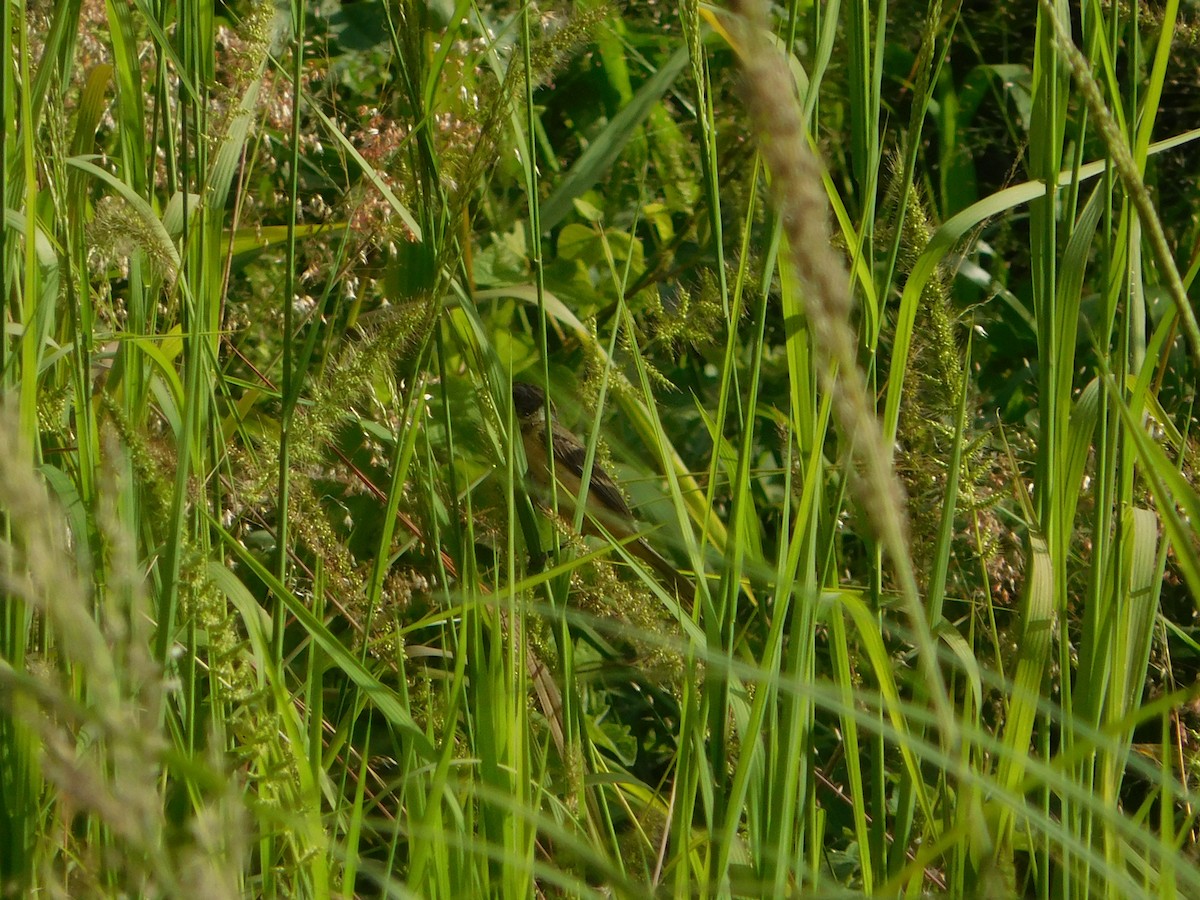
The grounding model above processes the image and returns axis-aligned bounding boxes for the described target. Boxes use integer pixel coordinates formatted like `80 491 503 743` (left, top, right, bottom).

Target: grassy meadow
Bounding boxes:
3 0 1200 895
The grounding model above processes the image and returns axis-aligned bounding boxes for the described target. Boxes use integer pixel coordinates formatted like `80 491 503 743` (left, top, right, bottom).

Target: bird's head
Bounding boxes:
512 382 552 423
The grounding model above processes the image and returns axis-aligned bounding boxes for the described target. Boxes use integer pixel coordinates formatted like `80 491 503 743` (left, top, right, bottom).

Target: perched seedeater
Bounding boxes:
512 381 685 592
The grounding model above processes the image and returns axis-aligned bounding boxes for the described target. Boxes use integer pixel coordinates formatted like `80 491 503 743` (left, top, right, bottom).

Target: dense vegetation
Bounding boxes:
3 0 1200 895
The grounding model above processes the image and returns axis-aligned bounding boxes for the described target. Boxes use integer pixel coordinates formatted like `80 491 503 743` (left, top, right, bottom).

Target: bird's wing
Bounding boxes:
551 429 634 521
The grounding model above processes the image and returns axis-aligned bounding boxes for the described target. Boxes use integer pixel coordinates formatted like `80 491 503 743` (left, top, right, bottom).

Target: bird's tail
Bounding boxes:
628 535 694 607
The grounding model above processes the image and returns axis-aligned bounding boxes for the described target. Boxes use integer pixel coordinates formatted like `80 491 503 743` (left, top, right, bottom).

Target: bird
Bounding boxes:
511 381 687 594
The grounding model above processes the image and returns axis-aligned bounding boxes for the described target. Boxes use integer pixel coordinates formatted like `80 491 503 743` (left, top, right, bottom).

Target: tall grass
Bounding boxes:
2 0 1199 896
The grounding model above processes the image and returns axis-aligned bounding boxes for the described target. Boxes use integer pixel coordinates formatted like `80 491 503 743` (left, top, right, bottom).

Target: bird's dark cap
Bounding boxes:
512 382 548 418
